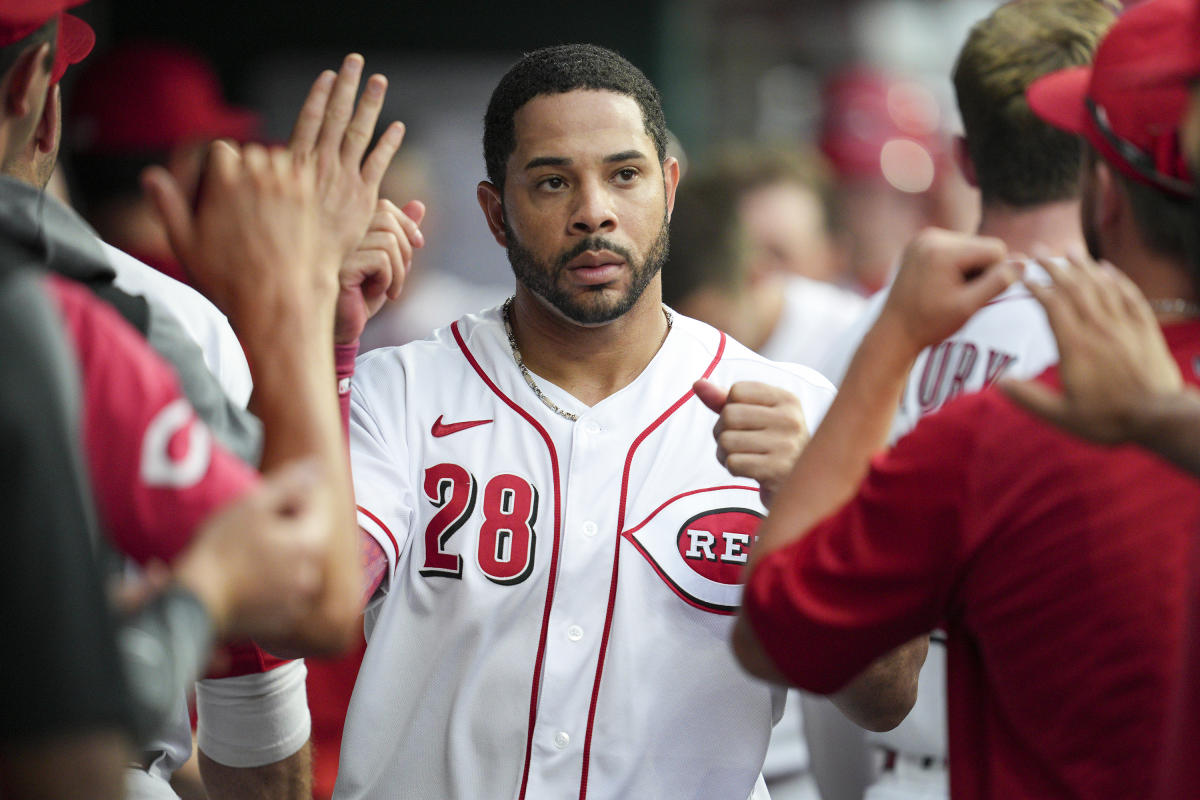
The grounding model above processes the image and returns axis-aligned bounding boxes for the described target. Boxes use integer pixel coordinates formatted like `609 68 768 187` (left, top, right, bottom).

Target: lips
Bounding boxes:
566 250 626 286
567 250 626 269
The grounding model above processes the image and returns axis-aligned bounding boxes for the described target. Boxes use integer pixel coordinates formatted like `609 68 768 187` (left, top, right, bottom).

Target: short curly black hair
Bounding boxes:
483 43 667 190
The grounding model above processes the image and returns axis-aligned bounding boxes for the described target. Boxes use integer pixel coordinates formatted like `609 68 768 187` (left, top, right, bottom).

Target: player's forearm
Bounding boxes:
749 318 916 565
199 742 312 800
243 311 360 654
829 635 928 732
1128 386 1200 477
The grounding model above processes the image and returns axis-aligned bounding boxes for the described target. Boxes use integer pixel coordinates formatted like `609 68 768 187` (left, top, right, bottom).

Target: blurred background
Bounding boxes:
61 0 997 302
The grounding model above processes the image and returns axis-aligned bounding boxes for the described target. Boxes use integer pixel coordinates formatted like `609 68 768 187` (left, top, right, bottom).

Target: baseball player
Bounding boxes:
734 0 1200 795
0 7 413 797
810 5 1114 796
334 44 918 800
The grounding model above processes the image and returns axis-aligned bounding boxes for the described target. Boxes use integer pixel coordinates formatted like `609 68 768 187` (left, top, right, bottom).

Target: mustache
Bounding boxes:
555 237 635 269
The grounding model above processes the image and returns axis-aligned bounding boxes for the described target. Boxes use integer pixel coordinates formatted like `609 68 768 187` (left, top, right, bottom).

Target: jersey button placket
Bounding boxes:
553 731 571 750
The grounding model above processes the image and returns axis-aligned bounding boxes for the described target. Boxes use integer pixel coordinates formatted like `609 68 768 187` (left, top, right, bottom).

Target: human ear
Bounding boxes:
476 181 509 248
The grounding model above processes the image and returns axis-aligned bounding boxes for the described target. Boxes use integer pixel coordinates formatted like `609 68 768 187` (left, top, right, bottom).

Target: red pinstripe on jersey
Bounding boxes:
451 321 563 800
577 331 726 799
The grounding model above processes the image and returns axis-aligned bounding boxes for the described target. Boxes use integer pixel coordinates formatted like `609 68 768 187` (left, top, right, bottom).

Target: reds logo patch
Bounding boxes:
623 486 764 614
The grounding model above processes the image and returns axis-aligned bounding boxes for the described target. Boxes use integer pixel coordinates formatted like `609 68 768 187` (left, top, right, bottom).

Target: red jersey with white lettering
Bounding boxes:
47 273 279 677
338 307 835 800
744 320 1200 800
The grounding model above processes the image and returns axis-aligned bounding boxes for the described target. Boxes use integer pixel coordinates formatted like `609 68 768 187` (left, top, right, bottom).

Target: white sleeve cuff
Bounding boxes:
195 660 310 767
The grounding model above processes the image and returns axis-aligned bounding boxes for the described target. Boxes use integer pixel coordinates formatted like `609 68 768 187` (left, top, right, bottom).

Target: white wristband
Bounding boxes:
195 660 310 767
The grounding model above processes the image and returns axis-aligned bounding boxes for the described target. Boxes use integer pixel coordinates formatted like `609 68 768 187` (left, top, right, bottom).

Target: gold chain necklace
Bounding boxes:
501 296 673 422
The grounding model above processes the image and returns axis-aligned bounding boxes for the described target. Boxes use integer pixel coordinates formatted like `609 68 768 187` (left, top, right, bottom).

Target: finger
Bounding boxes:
361 121 406 190
401 199 427 227
393 200 425 249
716 429 774 456
724 453 774 482
316 54 365 160
1104 261 1158 327
1063 245 1118 321
726 381 793 407
342 73 388 167
715 402 796 432
141 165 195 263
1026 279 1082 349
959 258 1023 312
999 378 1068 425
693 379 728 413
289 69 336 153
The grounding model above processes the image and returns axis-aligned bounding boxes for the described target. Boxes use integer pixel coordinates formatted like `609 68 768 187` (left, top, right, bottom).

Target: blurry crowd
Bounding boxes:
2 0 1199 799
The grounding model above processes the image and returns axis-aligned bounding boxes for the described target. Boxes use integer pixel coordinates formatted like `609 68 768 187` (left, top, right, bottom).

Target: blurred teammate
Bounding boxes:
811 4 1116 798
68 41 260 285
665 149 866 376
734 1 1200 797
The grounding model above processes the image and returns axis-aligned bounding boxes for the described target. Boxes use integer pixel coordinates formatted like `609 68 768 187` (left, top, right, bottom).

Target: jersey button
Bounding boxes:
582 420 601 435
581 521 598 537
554 731 570 749
567 625 584 642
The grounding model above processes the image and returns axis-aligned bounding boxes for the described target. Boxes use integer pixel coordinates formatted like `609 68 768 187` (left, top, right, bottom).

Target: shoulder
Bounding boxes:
355 305 505 397
672 311 837 417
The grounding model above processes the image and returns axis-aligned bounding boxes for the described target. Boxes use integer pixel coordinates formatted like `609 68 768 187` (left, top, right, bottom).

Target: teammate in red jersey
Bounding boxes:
734 1 1200 797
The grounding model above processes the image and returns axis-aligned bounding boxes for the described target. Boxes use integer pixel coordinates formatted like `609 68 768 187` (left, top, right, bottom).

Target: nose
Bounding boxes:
569 177 617 235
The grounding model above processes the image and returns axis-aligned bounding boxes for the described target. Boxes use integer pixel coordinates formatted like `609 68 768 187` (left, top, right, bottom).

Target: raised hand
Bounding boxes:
143 141 327 335
1002 247 1183 444
877 228 1018 361
289 54 406 267
335 197 426 344
693 379 810 507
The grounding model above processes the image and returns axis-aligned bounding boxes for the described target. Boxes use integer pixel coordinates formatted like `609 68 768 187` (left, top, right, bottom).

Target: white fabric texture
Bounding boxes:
103 242 252 407
195 659 311 768
339 307 835 800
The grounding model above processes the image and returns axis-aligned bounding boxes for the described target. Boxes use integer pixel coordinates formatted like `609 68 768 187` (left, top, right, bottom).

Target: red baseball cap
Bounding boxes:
0 2 95 85
1027 0 1199 198
818 67 944 192
69 41 260 155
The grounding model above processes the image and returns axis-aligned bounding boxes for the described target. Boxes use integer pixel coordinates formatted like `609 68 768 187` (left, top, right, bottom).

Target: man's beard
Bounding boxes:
505 216 670 325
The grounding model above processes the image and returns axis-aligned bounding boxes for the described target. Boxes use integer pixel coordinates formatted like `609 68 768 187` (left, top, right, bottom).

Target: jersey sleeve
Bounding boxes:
742 395 983 694
348 355 416 591
0 271 134 743
48 274 259 565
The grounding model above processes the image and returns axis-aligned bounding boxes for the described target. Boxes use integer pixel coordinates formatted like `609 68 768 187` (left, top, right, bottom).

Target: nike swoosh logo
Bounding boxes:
431 415 493 437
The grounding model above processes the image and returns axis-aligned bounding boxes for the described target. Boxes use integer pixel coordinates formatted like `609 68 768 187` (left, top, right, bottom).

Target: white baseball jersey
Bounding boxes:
814 258 1059 798
821 259 1059 442
338 305 836 800
758 275 868 377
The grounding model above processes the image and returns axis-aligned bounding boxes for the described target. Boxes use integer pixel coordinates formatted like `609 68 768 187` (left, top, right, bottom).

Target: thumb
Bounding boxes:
402 199 427 226
141 165 194 264
693 379 729 413
999 377 1064 424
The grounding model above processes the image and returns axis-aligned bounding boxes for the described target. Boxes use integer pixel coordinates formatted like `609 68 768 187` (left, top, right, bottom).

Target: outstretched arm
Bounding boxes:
142 54 406 656
1003 247 1200 477
733 229 1020 729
